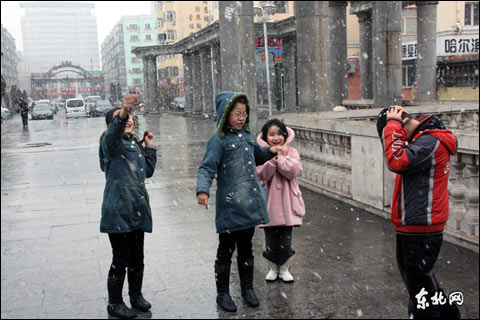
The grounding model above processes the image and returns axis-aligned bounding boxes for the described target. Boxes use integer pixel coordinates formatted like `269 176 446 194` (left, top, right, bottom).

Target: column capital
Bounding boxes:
416 1 439 7
356 11 372 23
329 1 348 7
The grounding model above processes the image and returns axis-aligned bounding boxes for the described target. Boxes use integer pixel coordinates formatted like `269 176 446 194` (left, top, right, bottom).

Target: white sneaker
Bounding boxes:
265 261 278 282
278 256 294 283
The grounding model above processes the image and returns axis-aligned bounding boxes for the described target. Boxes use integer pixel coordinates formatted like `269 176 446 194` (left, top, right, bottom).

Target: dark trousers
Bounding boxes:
263 226 294 265
216 227 255 265
107 230 145 304
396 232 460 319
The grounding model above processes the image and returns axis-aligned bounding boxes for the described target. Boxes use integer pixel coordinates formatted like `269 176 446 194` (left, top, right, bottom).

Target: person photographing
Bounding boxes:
377 105 460 319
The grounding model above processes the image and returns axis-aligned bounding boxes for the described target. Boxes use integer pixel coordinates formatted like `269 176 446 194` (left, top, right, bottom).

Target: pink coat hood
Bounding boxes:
256 127 305 227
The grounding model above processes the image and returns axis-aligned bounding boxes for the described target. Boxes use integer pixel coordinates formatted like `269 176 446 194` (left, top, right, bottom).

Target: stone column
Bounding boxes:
142 56 151 114
357 11 373 99
329 1 348 108
372 1 402 107
294 1 330 112
200 46 214 117
192 51 203 116
212 43 222 97
147 55 159 113
219 1 257 131
416 1 438 101
182 52 193 115
283 35 297 112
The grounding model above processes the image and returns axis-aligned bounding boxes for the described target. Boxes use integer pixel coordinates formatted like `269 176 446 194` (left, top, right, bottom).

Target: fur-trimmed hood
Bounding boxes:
256 127 296 147
215 91 251 138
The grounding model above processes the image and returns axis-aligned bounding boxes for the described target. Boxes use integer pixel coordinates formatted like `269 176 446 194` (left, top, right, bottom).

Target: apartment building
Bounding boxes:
152 1 210 96
102 16 156 96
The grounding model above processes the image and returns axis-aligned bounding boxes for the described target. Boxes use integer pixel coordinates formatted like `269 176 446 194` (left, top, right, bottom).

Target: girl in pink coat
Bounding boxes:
256 119 305 283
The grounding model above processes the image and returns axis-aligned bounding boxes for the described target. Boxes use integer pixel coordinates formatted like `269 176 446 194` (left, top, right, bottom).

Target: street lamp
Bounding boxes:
254 1 276 117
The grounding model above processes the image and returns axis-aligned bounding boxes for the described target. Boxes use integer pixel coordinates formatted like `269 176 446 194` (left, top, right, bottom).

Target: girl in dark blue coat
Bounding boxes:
197 92 287 312
99 94 157 319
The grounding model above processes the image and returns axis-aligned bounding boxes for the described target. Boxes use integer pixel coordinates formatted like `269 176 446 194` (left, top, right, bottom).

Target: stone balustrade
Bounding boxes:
278 105 479 252
289 103 479 132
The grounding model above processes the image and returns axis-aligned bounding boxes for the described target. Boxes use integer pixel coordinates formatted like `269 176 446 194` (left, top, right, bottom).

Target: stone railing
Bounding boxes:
448 138 479 241
291 103 479 132
278 105 479 252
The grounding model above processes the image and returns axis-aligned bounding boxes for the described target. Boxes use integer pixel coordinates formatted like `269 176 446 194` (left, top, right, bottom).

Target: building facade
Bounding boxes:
101 16 156 97
152 1 210 96
1 24 19 89
20 2 100 73
347 1 479 101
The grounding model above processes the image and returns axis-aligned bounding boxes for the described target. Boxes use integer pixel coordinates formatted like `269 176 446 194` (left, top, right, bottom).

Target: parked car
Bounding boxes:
86 96 101 117
31 103 54 120
36 99 57 114
93 100 113 117
170 97 185 112
65 98 87 118
1 107 12 120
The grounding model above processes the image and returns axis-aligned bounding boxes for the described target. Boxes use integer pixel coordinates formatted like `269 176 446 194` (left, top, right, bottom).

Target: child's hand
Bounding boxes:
270 145 288 156
122 94 139 115
197 192 209 210
144 130 154 148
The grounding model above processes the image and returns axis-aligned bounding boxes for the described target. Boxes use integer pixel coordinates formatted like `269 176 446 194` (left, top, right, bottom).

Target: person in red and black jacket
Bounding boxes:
377 105 460 319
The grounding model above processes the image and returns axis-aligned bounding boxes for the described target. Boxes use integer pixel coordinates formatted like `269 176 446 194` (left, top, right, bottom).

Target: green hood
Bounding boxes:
215 91 251 138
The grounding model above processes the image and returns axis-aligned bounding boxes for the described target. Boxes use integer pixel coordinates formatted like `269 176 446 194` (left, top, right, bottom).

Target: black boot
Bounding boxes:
238 256 260 307
128 265 152 312
107 267 137 318
107 302 137 319
215 262 237 312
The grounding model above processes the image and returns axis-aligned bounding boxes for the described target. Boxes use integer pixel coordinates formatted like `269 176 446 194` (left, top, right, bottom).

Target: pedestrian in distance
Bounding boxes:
256 119 305 283
99 93 157 319
19 99 29 127
196 92 288 313
377 105 461 319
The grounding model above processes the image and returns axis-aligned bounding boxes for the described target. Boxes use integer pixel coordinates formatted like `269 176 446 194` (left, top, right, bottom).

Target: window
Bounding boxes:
195 6 200 12
145 24 151 30
190 23 194 29
133 78 142 84
274 1 288 14
204 16 209 22
166 30 175 40
146 34 152 41
132 68 142 73
204 6 208 13
465 2 479 26
155 1 162 11
131 35 139 41
401 8 417 35
197 23 202 29
129 24 138 30
165 11 175 22
157 18 164 28
132 57 139 63
402 64 416 88
189 14 193 21
158 33 166 41
197 14 201 20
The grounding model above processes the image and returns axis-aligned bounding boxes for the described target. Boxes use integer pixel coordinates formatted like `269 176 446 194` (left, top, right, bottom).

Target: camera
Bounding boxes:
388 107 409 120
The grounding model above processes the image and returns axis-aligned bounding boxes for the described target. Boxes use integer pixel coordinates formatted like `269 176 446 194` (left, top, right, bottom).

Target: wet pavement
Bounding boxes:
1 111 478 319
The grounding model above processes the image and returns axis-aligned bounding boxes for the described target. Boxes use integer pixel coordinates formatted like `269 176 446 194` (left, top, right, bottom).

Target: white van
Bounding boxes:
65 98 87 118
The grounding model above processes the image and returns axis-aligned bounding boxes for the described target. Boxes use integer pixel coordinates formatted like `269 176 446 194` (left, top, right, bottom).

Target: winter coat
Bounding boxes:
20 102 29 117
196 91 274 234
99 115 157 233
256 127 305 227
381 115 457 233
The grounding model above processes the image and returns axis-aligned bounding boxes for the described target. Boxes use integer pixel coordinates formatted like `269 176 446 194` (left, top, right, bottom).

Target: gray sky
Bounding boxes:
1 1 151 53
